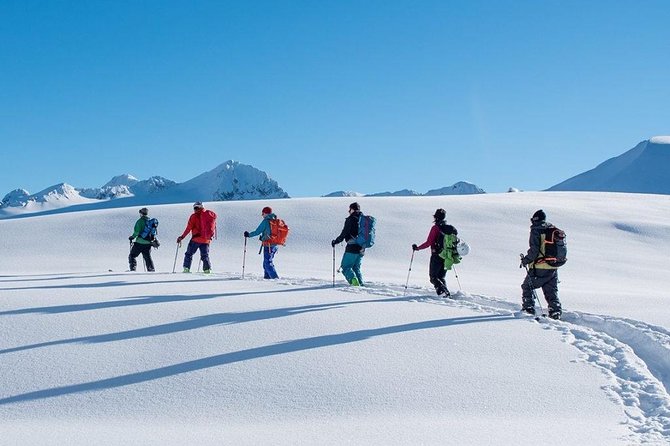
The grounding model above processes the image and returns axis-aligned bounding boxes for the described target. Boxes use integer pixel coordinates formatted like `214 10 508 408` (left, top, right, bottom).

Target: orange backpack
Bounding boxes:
264 218 289 246
199 210 218 240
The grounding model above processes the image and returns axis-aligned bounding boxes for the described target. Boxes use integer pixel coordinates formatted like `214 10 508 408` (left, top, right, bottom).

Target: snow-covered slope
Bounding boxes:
548 137 670 194
1 192 669 445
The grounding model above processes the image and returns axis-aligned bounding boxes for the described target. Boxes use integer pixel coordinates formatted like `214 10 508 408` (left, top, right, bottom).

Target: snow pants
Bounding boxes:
521 269 561 313
429 253 448 294
341 252 364 285
184 241 211 271
129 243 154 272
263 245 279 279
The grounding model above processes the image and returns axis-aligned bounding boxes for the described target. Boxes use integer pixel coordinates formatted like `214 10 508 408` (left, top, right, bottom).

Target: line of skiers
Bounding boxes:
129 202 564 320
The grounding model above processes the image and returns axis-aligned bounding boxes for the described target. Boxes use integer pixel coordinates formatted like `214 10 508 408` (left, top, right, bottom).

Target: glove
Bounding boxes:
244 231 249 238
129 236 134 241
331 240 337 247
412 244 418 251
177 236 183 244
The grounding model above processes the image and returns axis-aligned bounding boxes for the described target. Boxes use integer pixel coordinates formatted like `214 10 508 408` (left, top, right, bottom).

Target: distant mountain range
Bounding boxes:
323 181 486 198
548 136 670 194
0 161 289 217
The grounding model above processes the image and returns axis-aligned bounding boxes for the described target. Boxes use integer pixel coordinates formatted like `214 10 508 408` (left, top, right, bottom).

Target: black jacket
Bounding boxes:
523 221 557 270
334 211 364 254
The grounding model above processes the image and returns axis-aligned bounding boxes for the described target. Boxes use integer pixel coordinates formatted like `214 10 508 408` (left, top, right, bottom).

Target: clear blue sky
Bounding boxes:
2 0 669 197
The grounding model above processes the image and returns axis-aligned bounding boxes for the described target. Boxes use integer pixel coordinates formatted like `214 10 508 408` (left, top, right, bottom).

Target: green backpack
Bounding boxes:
438 233 461 271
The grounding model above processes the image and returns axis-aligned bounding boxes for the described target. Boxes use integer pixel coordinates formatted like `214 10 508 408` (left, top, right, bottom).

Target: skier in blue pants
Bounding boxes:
244 206 279 279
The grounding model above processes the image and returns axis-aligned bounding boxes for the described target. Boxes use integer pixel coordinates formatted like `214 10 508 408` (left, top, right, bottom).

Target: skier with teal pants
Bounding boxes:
331 202 365 286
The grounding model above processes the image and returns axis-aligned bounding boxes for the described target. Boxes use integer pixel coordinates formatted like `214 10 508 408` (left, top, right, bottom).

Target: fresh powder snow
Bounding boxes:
1 192 669 445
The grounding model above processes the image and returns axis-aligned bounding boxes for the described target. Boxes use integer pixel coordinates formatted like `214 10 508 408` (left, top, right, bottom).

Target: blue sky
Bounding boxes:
2 0 669 197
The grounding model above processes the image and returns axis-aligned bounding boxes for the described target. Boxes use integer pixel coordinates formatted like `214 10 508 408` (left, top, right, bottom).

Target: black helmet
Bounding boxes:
139 207 148 216
433 208 446 221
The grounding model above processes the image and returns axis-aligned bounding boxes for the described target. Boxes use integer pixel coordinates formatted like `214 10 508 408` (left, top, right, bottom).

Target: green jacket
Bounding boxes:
130 216 151 245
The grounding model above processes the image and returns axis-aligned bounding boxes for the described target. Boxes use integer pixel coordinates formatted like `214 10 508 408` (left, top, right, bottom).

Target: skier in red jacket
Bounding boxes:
177 202 217 273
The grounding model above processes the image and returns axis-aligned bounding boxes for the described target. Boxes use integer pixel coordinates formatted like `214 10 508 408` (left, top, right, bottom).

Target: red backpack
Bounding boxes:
199 210 218 240
264 218 289 246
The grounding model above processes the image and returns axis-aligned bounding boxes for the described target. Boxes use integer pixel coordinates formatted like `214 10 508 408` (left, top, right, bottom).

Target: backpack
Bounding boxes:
139 218 159 241
264 218 290 246
199 210 217 240
438 232 461 271
541 226 567 267
355 214 376 248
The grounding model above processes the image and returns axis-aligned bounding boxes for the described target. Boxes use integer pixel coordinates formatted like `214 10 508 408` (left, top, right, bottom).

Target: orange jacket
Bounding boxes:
180 208 217 244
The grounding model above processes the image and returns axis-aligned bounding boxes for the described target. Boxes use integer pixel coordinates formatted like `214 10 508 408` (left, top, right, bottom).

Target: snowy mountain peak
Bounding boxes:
322 191 365 198
179 160 289 201
1 188 32 208
103 174 139 188
548 138 670 194
425 181 486 196
649 136 670 144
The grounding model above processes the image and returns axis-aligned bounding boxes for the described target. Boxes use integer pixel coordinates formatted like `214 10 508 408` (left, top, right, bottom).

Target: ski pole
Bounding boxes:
452 265 462 291
332 245 336 287
403 250 415 296
142 256 147 272
521 254 545 317
172 242 181 273
242 236 248 279
197 257 202 273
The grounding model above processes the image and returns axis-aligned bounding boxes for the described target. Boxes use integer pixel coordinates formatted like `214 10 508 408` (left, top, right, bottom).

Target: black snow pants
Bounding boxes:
429 253 448 295
521 268 560 313
129 243 155 272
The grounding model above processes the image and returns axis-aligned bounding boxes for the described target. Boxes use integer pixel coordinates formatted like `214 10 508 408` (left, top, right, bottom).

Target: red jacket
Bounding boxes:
180 208 217 244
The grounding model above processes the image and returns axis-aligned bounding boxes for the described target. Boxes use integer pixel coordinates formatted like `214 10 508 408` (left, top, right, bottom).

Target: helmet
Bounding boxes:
456 241 470 256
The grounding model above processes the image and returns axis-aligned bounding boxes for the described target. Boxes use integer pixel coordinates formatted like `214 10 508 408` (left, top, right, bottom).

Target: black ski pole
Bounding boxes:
403 250 415 296
172 242 181 273
242 236 248 279
521 254 546 318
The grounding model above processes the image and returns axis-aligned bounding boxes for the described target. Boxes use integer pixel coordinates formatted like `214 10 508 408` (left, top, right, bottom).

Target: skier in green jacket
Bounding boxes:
128 207 155 272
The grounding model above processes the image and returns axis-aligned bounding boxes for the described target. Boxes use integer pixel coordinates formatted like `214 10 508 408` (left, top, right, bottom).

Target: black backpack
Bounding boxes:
542 226 567 267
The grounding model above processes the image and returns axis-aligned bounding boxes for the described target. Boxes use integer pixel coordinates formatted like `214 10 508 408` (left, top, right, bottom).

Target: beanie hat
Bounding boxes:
349 202 360 211
531 209 546 223
433 208 446 221
139 207 148 216
262 206 272 215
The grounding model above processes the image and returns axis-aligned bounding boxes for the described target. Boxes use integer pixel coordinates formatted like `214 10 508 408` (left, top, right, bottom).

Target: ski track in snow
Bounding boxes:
231 272 670 443
3 271 670 444
390 284 670 444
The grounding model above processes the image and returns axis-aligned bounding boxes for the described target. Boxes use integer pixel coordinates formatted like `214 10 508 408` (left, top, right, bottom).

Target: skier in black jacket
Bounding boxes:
331 202 365 286
520 209 562 319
